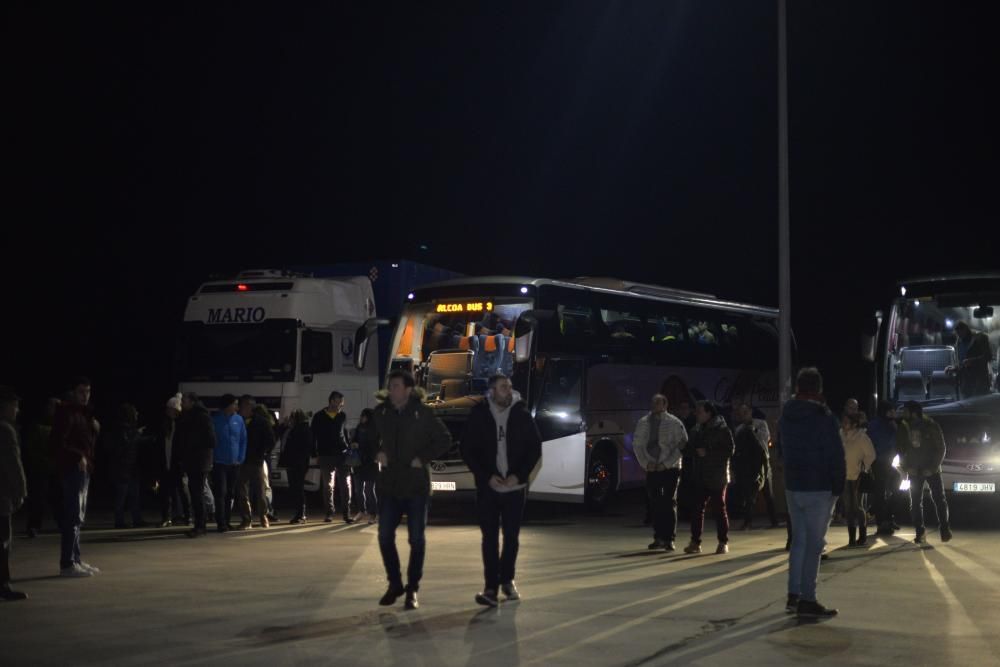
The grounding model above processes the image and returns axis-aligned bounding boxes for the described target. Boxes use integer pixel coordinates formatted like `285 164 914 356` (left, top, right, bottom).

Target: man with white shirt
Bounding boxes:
633 394 688 551
462 374 542 607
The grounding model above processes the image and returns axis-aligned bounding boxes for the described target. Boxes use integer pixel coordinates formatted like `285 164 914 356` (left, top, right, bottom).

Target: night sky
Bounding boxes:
4 2 999 422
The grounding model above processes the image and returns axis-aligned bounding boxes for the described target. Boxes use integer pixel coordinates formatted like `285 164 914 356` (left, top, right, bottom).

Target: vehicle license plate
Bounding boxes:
431 481 457 491
953 482 995 493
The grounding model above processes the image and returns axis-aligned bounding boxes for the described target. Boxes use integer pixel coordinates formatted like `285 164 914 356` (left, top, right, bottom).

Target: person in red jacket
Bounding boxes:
50 377 100 577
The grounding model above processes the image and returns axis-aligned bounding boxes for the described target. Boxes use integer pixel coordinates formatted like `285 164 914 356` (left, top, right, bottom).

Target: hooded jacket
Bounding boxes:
896 415 946 476
632 411 687 471
373 389 452 497
777 398 846 496
462 391 542 489
684 416 735 491
212 412 247 466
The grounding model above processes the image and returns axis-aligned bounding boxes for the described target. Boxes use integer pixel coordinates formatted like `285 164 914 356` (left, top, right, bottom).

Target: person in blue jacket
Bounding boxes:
211 394 246 532
778 367 845 620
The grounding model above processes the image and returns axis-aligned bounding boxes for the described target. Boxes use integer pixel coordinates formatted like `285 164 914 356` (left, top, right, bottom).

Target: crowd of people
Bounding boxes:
0 366 954 619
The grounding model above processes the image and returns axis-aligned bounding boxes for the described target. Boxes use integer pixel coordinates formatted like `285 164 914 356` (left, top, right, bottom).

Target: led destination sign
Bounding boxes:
435 301 494 314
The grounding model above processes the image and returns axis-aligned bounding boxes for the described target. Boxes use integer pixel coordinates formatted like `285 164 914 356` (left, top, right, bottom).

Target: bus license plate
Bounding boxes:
954 482 995 493
431 481 456 491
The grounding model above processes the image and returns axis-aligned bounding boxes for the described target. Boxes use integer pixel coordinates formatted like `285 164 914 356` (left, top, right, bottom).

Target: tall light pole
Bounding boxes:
778 0 792 403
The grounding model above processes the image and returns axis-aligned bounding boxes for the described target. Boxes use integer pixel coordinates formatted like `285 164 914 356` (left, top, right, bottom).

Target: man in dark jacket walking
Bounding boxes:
235 396 275 529
176 393 216 538
778 367 845 619
373 370 451 610
311 391 353 523
897 401 951 545
683 401 735 555
462 374 542 607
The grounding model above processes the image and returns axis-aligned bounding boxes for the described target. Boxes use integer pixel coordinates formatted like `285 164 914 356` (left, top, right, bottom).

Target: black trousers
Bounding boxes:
159 467 190 522
871 460 897 528
188 470 209 531
1 514 11 587
476 486 527 591
212 464 240 528
909 472 950 535
287 464 307 518
646 469 680 543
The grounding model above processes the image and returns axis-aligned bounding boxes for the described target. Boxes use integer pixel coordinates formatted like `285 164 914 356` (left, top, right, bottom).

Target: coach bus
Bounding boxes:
364 276 780 508
869 274 1000 498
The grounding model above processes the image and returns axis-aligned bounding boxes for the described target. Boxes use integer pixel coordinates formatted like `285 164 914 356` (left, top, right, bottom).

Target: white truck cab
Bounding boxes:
177 269 381 489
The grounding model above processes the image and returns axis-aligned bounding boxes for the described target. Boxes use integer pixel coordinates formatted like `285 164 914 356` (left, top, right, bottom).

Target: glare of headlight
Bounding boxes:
891 454 900 469
899 478 911 491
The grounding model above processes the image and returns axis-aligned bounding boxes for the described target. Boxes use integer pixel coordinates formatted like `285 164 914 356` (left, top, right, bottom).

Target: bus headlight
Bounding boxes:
891 455 900 469
899 478 910 492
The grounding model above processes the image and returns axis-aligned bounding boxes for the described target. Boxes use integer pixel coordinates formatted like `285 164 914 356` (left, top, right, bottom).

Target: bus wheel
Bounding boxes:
586 448 616 511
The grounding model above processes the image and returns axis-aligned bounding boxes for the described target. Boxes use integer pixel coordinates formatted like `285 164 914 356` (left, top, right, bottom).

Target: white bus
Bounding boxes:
177 269 382 489
380 276 780 508
869 274 1000 499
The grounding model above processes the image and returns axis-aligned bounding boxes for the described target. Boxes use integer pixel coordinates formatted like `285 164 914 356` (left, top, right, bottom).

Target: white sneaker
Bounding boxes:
61 563 94 578
79 562 101 575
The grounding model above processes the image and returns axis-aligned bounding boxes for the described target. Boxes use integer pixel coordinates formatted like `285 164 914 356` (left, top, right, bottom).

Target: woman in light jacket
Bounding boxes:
841 412 876 547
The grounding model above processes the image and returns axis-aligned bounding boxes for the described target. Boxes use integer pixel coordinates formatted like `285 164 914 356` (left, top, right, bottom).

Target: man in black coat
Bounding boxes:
311 391 353 523
176 393 216 538
462 374 542 607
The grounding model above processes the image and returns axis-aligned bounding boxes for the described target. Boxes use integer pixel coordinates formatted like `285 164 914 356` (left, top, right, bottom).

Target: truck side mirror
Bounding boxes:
354 318 389 371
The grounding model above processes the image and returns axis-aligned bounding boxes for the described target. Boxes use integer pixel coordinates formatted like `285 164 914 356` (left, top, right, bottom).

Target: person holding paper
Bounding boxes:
462 374 542 607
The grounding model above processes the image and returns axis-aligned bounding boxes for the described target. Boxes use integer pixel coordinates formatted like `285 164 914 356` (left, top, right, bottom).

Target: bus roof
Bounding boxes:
412 275 779 318
899 273 1000 286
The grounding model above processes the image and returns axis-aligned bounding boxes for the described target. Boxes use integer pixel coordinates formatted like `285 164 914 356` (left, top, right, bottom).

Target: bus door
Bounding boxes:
530 356 587 502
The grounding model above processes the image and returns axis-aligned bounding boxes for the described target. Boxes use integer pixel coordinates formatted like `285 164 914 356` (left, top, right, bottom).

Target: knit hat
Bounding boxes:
166 392 183 411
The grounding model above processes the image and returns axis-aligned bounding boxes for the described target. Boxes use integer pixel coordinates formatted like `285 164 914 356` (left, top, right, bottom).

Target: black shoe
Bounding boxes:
915 532 927 545
797 599 838 618
820 553 830 561
378 585 406 606
185 528 207 538
0 587 28 602
475 589 499 607
159 520 172 528
785 594 800 613
324 513 334 523
343 515 356 524
648 540 665 550
941 526 953 543
404 590 419 610
501 582 520 601
664 541 676 552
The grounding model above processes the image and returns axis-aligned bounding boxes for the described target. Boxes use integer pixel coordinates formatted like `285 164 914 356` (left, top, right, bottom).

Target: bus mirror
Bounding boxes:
354 318 389 371
861 334 876 362
515 331 534 363
974 306 994 319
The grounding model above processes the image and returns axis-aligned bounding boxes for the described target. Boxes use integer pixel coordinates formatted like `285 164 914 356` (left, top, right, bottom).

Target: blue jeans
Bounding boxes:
378 495 429 592
786 490 836 602
60 469 90 569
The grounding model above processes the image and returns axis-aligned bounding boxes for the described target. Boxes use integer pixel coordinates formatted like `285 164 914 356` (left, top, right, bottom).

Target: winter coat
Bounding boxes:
50 402 98 473
245 417 276 466
777 398 846 496
896 415 946 476
311 410 349 463
462 396 542 489
105 423 141 484
841 428 876 481
212 412 247 466
144 416 181 480
372 392 452 498
731 422 767 491
176 404 216 473
632 411 687 471
352 422 380 482
0 420 27 516
278 422 313 471
684 416 735 491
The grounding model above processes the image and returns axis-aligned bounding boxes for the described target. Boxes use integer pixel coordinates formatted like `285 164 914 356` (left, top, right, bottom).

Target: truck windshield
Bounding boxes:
179 319 297 382
390 300 532 399
888 297 999 403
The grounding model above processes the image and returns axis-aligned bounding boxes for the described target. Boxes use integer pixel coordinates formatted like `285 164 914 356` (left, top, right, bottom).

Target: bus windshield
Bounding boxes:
887 296 1000 403
390 299 532 399
179 319 298 382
